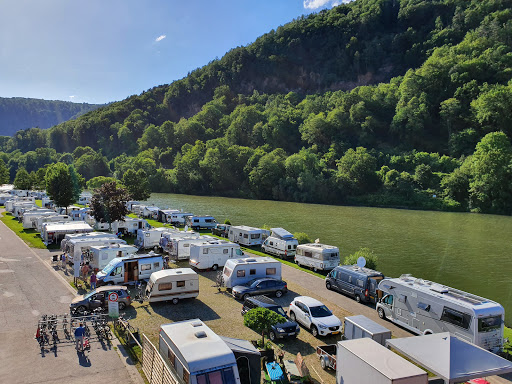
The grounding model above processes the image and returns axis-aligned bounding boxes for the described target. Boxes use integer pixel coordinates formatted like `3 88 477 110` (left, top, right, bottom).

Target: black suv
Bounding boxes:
241 295 300 341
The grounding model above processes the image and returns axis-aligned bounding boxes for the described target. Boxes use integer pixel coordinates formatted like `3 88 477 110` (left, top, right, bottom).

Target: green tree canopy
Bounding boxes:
344 247 378 270
90 181 130 231
243 307 286 345
13 167 32 190
0 159 9 184
123 169 151 201
45 162 75 212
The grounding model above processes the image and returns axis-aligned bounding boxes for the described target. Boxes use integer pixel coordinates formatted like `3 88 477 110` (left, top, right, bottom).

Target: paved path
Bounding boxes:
0 217 140 384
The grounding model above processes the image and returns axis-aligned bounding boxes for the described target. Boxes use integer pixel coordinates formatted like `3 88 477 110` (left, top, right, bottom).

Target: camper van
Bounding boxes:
97 253 164 286
67 237 127 264
261 228 298 259
185 215 218 230
189 240 244 271
228 226 270 246
41 221 93 245
326 265 385 304
295 243 340 271
376 274 505 353
21 210 54 229
169 212 193 226
145 268 199 304
221 257 282 289
163 236 216 260
135 228 169 250
88 244 138 270
159 319 241 384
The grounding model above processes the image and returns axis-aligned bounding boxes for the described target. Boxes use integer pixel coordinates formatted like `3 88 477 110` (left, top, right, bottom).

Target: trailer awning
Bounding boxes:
386 333 512 384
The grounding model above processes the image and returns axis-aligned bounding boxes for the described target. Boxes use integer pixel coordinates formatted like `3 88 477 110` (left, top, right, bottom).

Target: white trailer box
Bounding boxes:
221 257 282 289
89 244 138 270
343 315 391 346
168 212 193 226
41 221 93 245
295 243 340 271
21 209 55 229
159 319 241 384
68 237 127 264
228 226 270 246
185 215 218 230
189 240 245 271
336 338 427 384
261 228 298 259
61 232 118 253
145 268 199 304
165 236 215 260
136 227 169 250
111 217 148 235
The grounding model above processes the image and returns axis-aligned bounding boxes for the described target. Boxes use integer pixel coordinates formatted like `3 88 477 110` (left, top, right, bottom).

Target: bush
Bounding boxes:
344 247 378 270
243 307 285 345
294 232 311 244
224 219 231 225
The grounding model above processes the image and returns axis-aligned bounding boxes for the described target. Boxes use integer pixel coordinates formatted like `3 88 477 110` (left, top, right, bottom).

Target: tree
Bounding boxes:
336 147 379 195
68 165 84 203
414 164 434 189
90 181 130 231
45 163 75 213
0 159 10 184
123 169 151 201
243 307 285 346
32 167 48 190
343 247 378 270
14 167 32 190
86 176 119 190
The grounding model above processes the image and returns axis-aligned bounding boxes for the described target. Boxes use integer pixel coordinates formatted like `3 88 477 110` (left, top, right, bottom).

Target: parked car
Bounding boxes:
211 223 230 237
232 277 287 300
70 286 131 314
289 296 342 337
241 295 300 340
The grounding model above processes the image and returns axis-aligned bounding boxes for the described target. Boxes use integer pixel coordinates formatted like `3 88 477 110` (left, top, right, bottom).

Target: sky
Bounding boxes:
0 0 351 105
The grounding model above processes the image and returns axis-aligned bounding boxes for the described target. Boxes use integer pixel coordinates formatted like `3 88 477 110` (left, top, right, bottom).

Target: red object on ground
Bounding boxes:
469 379 491 384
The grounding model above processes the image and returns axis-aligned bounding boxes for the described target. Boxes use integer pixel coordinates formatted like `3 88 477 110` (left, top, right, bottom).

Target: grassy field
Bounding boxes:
505 326 512 354
127 213 173 229
0 211 49 249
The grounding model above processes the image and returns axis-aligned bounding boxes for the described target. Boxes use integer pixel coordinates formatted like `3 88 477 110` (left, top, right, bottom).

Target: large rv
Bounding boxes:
228 226 269 246
159 319 241 384
164 236 216 260
41 221 93 245
295 243 340 271
376 274 505 353
97 253 164 285
21 209 54 229
185 215 218 230
135 228 169 250
261 228 298 259
67 237 127 263
88 244 138 270
189 240 244 271
221 257 282 289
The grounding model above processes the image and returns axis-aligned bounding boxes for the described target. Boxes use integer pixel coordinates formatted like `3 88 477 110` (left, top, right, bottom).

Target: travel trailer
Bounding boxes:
5 196 35 212
157 209 180 223
261 228 298 259
131 204 145 216
61 232 118 253
12 202 37 218
97 253 164 285
88 244 138 270
67 237 127 263
41 221 93 245
144 268 199 304
160 230 201 253
41 196 54 208
77 192 92 205
135 228 169 250
295 243 340 271
36 215 72 231
111 217 148 235
56 205 81 215
168 212 193 226
70 208 90 221
163 235 215 260
185 215 218 230
159 319 241 384
21 210 55 229
189 240 244 270
221 257 282 289
125 200 140 212
326 265 385 304
376 274 505 353
228 226 270 246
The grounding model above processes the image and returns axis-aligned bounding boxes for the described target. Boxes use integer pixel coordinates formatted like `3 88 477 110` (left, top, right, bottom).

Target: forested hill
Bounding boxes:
0 97 102 136
4 0 512 215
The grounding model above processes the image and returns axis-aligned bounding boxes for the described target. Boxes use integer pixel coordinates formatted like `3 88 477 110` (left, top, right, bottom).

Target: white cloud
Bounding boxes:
303 0 351 9
155 35 166 42
69 95 75 99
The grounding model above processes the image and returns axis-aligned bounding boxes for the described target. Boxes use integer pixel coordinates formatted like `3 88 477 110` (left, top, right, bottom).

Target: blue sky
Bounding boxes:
0 0 349 104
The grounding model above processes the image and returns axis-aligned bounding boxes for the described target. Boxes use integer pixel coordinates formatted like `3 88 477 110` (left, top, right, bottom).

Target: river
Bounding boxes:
148 193 512 325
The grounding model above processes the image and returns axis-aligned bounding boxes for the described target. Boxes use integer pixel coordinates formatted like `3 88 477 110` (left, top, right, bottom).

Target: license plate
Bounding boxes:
288 333 295 336
331 331 340 335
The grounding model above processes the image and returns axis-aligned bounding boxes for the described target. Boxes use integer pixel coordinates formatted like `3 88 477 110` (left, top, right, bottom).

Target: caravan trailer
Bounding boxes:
159 319 241 384
36 215 72 231
145 268 199 304
189 240 244 271
136 228 169 250
228 226 269 246
164 236 216 261
185 215 218 230
22 210 55 229
77 192 92 205
88 244 138 270
376 274 505 353
41 221 93 245
67 237 127 264
111 217 149 235
143 206 160 220
157 209 180 223
126 200 140 212
295 243 340 271
61 232 118 254
169 212 193 226
96 253 164 286
160 230 201 253
261 228 298 259
221 257 282 289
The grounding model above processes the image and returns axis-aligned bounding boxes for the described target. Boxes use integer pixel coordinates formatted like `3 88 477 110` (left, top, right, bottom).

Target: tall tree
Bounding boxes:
90 181 130 231
0 159 9 184
122 169 151 201
68 165 84 203
45 162 75 212
13 167 32 190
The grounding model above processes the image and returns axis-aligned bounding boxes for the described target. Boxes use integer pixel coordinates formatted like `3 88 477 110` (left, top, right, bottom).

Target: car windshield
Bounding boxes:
244 279 259 287
309 305 332 318
101 259 118 275
270 306 287 318
83 290 97 299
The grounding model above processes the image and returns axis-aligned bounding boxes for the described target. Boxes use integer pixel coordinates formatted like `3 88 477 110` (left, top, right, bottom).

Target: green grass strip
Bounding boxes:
0 212 48 249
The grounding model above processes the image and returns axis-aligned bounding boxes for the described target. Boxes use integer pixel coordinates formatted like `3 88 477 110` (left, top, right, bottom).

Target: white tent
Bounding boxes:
386 333 512 384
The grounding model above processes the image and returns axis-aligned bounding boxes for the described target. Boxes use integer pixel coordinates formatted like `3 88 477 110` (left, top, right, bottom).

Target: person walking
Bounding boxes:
81 263 89 281
61 253 66 270
90 271 97 290
75 323 86 352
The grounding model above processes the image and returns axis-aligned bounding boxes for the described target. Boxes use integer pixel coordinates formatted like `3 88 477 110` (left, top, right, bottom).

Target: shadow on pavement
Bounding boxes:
151 298 220 322
77 351 91 367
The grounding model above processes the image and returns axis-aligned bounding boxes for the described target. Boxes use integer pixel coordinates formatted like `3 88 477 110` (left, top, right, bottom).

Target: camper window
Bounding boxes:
223 249 228 254
197 368 236 384
154 262 160 269
250 269 256 275
440 307 471 329
266 268 276 275
269 241 274 246
478 316 502 332
177 281 185 287
203 248 209 254
224 268 232 277
167 348 176 367
398 294 407 303
250 234 260 239
357 279 364 288
237 270 245 277
243 234 248 238
288 245 292 250
206 219 212 223
417 302 431 312
159 283 173 291
141 264 151 271
304 251 312 258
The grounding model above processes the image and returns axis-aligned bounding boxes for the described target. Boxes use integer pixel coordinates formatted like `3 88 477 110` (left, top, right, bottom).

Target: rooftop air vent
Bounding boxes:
195 331 207 338
430 284 448 293
176 270 182 274
191 321 202 327
245 259 256 262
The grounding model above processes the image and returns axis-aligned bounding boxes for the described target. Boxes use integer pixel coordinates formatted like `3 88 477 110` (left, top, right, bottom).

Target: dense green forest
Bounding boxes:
3 0 512 215
0 97 102 136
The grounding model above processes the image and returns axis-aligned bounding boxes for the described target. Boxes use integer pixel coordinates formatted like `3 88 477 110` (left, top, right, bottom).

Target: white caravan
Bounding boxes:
70 208 90 221
41 221 93 245
159 319 241 384
376 274 505 353
41 196 54 208
168 212 193 226
36 215 72 232
164 236 216 261
185 215 218 230
221 257 282 289
143 206 159 220
189 240 245 271
56 205 81 215
295 243 340 271
67 237 127 264
88 244 138 270
160 230 201 253
157 209 180 223
22 210 55 229
97 253 164 285
228 226 270 246
136 228 169 250
77 192 92 205
125 200 140 212
5 197 34 212
132 204 145 216
111 217 148 235
145 268 199 304
12 202 37 218
261 228 298 259
61 232 118 253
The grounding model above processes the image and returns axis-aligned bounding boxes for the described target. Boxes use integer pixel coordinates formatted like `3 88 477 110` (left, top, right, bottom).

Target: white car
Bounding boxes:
289 296 342 337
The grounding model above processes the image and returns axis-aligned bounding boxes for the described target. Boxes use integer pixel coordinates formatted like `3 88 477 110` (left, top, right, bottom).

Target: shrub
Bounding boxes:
294 232 311 244
243 307 285 345
344 247 378 270
224 219 231 225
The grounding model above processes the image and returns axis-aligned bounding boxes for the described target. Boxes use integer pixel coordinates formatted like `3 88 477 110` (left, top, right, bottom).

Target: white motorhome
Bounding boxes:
136 228 169 250
41 196 54 208
160 230 200 253
67 237 127 264
88 244 138 270
185 215 218 230
35 215 72 232
143 206 159 220
41 221 93 245
97 253 164 285
295 243 340 271
56 205 81 215
12 202 37 218
126 200 140 212
376 274 505 353
164 236 216 261
0 193 12 205
77 192 92 205
221 257 282 289
168 212 193 226
228 226 270 246
111 217 148 235
145 268 199 304
61 232 119 254
159 319 241 384
70 208 90 221
21 210 55 229
261 227 298 259
189 240 244 271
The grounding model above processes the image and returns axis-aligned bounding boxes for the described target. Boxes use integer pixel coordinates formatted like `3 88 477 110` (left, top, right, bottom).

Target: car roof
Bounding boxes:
96 285 127 292
247 295 281 307
293 296 323 307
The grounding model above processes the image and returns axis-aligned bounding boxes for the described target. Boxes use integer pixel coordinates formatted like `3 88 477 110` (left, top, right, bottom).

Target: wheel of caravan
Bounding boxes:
378 307 385 319
171 298 179 305
212 264 218 271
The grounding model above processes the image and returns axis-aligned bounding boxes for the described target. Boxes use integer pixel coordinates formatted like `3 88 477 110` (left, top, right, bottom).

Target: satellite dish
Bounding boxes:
357 257 366 268
184 225 189 232
314 238 320 244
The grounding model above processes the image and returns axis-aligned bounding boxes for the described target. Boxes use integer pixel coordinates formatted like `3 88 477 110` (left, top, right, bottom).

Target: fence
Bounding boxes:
142 334 182 384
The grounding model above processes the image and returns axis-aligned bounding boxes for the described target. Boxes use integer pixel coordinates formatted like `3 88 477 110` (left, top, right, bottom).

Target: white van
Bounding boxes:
189 240 245 271
88 244 138 271
185 215 218 230
97 253 164 286
228 226 270 246
145 268 199 304
221 257 282 289
261 227 298 259
295 243 340 271
136 228 169 250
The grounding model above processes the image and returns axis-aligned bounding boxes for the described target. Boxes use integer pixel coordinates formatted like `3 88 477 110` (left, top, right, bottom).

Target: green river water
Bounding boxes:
149 193 512 325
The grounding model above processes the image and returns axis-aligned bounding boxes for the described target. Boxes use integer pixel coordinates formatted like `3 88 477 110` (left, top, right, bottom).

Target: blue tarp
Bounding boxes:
266 362 284 382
